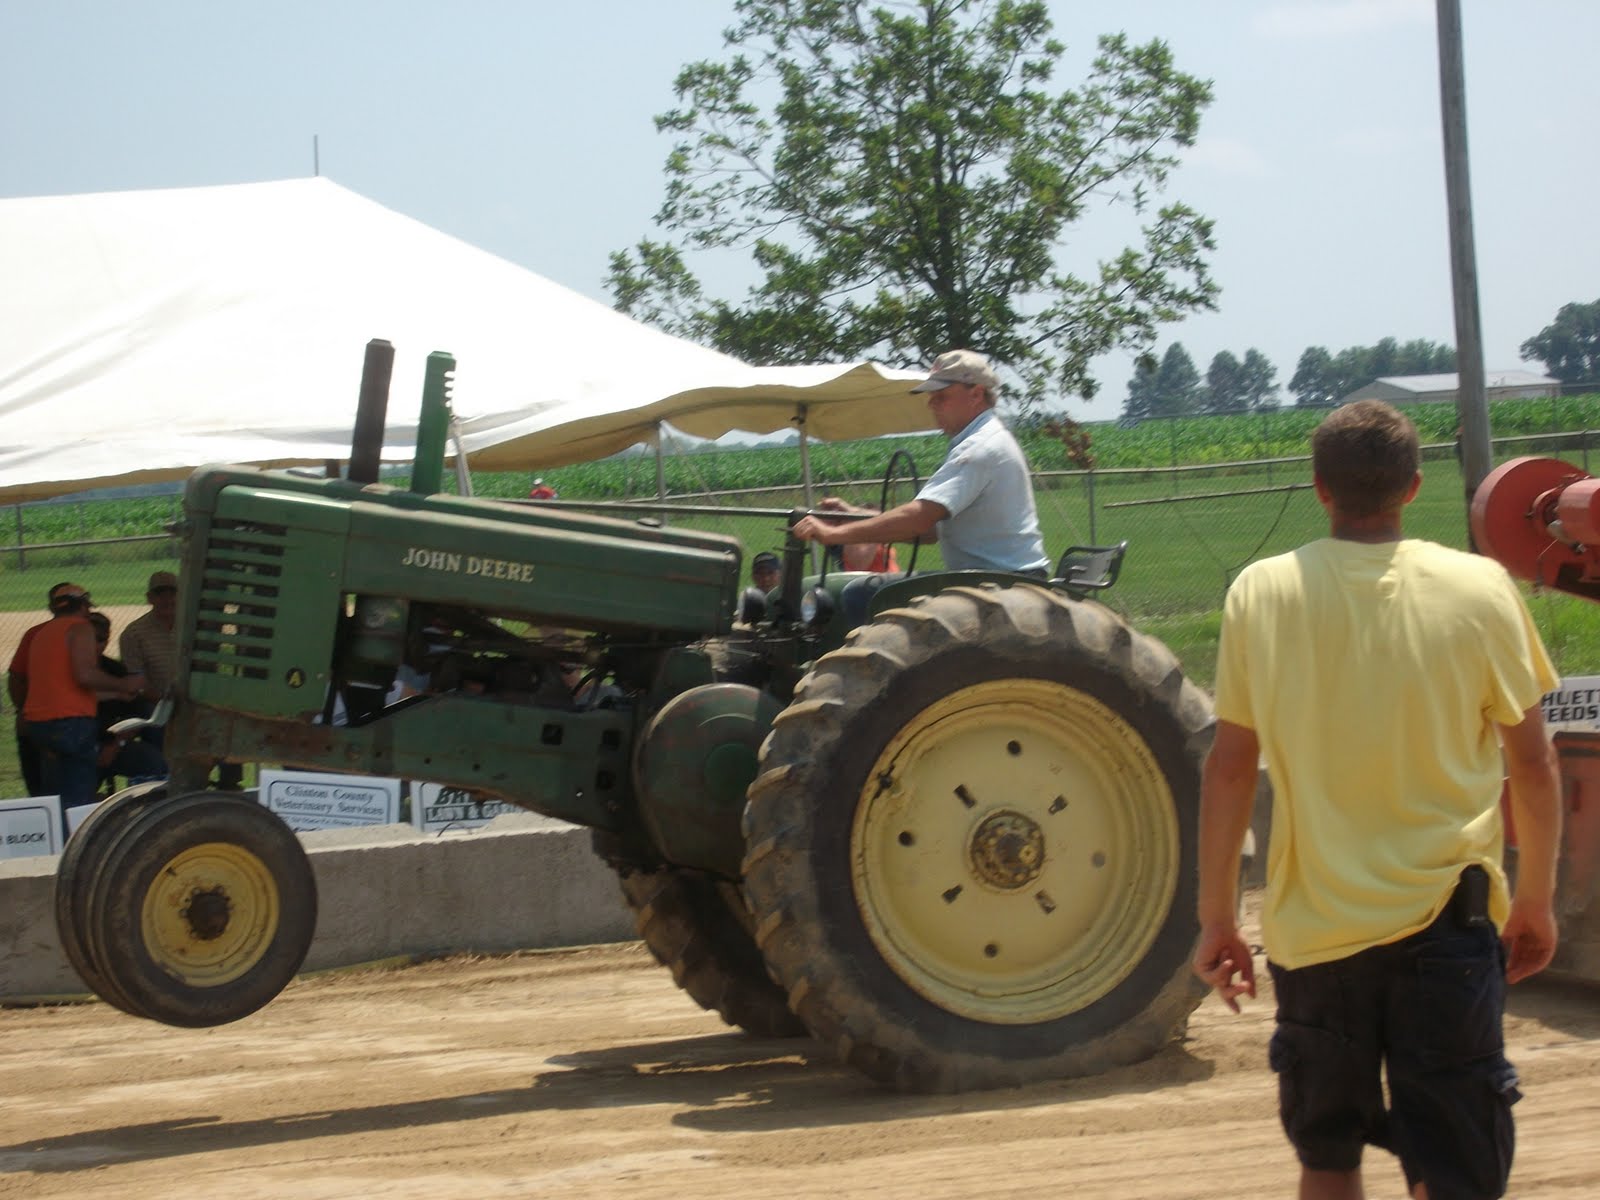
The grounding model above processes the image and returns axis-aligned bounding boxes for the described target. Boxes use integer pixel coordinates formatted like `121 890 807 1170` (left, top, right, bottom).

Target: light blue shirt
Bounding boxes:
916 409 1049 574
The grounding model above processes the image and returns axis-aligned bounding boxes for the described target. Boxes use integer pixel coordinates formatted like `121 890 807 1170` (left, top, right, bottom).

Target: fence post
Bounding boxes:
1087 470 1097 545
12 504 23 571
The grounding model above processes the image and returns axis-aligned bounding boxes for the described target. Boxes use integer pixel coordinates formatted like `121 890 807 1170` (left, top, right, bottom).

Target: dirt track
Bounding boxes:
2 899 1598 1200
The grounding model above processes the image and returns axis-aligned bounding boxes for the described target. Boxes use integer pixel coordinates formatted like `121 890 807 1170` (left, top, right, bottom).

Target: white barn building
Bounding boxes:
1341 370 1558 406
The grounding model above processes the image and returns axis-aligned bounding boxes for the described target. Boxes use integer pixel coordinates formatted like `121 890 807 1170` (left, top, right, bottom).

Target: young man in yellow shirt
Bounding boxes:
1194 400 1562 1200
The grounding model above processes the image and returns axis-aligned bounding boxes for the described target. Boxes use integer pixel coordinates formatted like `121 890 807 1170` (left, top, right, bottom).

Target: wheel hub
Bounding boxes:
969 810 1045 889
181 886 232 941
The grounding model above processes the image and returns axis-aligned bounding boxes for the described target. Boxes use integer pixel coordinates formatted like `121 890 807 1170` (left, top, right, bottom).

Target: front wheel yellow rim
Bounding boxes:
140 841 281 987
852 679 1179 1024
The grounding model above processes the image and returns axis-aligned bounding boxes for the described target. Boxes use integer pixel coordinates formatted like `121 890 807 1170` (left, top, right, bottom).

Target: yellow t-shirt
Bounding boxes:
1214 538 1556 969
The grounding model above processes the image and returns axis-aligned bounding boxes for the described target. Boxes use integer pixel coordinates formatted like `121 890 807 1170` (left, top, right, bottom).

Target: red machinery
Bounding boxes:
1473 456 1600 981
1472 456 1600 602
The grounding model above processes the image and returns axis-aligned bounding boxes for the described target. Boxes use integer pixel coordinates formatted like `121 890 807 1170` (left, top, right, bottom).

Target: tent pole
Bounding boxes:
448 417 473 496
796 404 818 573
797 404 813 511
654 422 668 525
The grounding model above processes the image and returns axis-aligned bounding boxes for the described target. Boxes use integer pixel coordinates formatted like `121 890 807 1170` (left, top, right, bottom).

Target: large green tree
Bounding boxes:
1121 354 1160 423
1202 350 1242 414
1121 342 1203 421
1238 348 1278 410
1153 342 1201 416
609 0 1218 406
1522 299 1600 385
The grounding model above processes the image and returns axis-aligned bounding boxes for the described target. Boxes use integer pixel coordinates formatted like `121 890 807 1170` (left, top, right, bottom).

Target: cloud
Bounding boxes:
1183 137 1274 178
1253 0 1431 39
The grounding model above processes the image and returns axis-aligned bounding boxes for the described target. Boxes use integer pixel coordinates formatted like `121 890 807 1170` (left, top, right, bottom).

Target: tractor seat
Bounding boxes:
1051 540 1128 591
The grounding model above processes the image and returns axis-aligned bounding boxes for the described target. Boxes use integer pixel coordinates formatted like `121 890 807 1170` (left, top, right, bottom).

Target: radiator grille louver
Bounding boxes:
190 518 286 682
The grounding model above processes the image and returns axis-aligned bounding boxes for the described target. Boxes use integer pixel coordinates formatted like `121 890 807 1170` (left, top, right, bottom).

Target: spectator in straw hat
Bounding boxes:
121 568 243 789
120 570 180 705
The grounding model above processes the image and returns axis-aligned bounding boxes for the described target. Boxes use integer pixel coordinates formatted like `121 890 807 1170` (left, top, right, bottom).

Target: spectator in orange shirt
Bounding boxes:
7 581 89 796
839 542 900 573
20 586 144 827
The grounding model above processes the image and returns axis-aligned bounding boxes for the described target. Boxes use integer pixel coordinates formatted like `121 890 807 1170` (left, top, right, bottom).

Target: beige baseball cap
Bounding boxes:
909 349 1000 394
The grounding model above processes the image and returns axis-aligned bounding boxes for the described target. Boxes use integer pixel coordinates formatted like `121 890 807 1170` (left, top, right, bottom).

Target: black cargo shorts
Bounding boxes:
1266 869 1520 1199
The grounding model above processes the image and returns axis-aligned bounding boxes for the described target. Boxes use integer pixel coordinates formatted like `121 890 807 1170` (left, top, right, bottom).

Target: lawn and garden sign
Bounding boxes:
412 782 520 834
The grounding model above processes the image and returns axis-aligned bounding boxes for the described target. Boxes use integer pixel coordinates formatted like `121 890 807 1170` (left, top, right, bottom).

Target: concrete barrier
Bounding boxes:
0 812 636 1002
1 777 1283 1004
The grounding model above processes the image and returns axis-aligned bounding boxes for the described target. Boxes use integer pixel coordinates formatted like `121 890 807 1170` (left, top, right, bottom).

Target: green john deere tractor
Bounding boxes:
55 345 1215 1093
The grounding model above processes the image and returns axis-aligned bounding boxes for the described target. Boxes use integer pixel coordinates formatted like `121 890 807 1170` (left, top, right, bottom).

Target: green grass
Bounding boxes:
0 547 182 613
0 734 18 805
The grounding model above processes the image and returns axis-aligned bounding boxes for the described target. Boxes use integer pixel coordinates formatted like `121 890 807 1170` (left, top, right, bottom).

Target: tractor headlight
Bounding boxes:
800 586 834 627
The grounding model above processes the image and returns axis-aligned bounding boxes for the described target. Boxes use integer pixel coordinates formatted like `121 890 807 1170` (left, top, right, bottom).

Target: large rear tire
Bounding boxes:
81 793 318 1027
742 583 1213 1091
618 868 807 1038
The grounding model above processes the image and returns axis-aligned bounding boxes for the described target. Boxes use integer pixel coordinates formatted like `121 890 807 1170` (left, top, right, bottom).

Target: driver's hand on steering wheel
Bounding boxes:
792 514 844 545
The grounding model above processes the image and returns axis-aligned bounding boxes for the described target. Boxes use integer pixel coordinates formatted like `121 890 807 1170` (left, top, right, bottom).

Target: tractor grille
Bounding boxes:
190 518 286 682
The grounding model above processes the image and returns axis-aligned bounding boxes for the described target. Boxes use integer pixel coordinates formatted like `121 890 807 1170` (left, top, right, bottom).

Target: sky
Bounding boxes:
3 0 1597 421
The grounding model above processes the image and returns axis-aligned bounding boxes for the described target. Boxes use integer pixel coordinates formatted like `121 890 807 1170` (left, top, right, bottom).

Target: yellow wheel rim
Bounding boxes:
139 841 281 987
851 679 1178 1024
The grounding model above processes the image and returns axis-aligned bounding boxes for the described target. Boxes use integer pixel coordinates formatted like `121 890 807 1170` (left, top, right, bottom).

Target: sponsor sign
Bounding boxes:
257 769 401 831
412 782 521 834
0 796 63 859
1541 674 1600 732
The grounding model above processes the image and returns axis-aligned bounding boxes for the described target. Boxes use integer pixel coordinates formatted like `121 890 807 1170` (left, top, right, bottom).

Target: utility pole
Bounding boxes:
1435 0 1490 544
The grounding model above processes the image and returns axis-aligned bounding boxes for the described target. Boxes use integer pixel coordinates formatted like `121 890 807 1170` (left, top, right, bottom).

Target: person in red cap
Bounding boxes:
792 349 1048 576
18 584 144 827
8 581 102 796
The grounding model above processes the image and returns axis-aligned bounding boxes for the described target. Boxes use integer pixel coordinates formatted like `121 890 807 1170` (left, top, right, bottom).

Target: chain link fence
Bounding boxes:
5 429 1600 698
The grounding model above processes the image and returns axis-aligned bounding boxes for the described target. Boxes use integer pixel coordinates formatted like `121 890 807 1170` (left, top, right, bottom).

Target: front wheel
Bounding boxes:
742 584 1214 1091
54 782 168 1015
80 793 318 1027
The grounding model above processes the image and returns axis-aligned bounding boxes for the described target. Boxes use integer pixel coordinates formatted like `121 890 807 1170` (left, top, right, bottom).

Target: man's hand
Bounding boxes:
792 514 845 546
122 673 147 701
1193 921 1257 1013
1501 896 1558 984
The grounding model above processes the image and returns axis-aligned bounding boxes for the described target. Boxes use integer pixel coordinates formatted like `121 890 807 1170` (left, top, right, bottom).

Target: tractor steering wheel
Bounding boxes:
880 449 920 577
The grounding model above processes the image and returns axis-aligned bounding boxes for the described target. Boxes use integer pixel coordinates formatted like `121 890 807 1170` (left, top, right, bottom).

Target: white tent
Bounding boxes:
0 178 932 504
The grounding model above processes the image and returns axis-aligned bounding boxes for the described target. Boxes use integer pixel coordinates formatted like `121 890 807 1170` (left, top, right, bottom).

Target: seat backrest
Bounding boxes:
1052 540 1129 591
